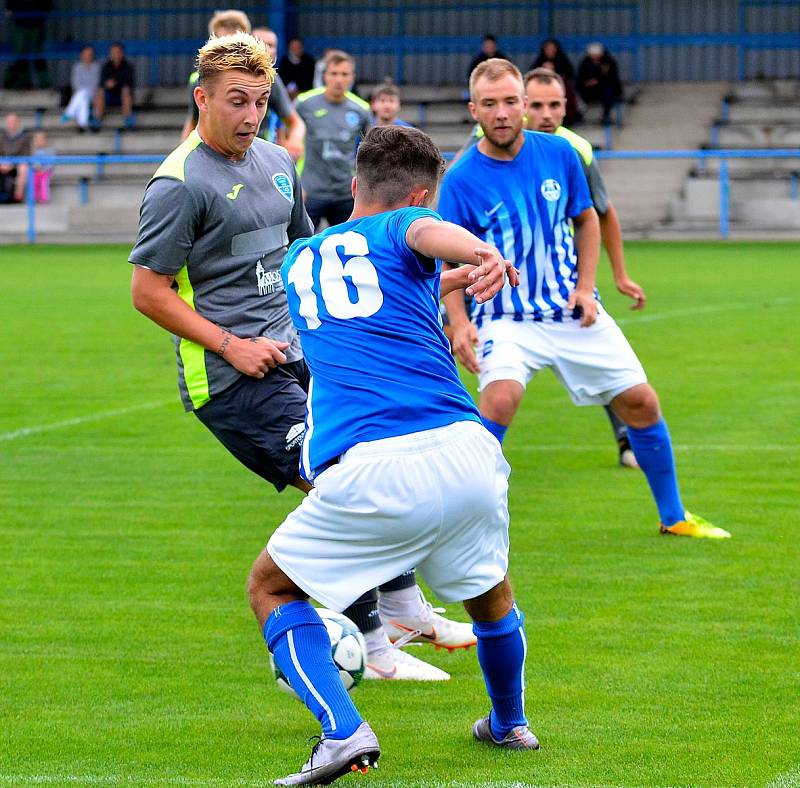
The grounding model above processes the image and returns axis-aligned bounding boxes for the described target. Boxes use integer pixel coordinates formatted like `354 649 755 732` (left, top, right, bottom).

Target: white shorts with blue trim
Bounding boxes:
267 420 510 612
477 309 647 406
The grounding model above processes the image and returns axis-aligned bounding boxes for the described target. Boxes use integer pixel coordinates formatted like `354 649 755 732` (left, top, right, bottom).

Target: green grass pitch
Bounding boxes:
1 242 798 787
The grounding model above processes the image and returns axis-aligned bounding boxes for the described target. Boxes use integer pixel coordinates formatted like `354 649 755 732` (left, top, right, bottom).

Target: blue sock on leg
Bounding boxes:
482 416 508 445
472 603 528 739
627 418 685 526
264 600 363 740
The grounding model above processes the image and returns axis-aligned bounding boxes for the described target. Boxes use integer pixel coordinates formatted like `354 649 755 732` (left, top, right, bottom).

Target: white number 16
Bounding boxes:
287 231 384 330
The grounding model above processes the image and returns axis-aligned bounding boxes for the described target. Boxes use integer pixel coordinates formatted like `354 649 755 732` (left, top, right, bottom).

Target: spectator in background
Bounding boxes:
0 112 31 203
31 130 54 204
93 42 135 131
576 42 623 124
252 27 306 162
467 35 507 79
370 84 413 127
296 50 371 231
4 0 52 89
61 45 101 132
277 36 316 100
529 38 581 125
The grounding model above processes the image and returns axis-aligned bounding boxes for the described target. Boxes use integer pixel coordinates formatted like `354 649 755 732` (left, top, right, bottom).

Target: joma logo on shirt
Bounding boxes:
226 183 245 200
256 260 283 295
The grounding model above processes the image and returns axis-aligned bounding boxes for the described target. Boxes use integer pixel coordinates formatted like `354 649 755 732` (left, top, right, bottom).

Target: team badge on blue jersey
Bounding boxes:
345 110 360 128
272 173 293 202
540 179 562 201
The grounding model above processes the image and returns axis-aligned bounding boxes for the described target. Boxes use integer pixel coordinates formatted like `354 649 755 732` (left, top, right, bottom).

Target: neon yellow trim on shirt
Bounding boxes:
296 87 326 104
174 265 211 410
556 125 594 166
345 91 370 111
153 130 203 183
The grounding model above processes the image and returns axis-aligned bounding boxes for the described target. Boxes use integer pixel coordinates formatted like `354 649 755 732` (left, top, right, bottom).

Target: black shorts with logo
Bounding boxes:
194 359 309 492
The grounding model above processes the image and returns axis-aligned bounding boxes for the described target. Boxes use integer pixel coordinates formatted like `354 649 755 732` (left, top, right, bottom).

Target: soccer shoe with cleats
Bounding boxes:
363 642 450 681
380 591 477 652
472 715 540 750
274 722 380 786
660 511 731 539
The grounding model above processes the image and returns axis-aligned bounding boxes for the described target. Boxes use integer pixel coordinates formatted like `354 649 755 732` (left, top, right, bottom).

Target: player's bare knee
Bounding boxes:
463 577 514 622
247 550 306 620
612 383 660 428
480 382 523 425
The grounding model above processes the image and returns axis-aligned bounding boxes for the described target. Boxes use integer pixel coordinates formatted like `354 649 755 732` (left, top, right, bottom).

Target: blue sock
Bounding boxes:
482 416 508 444
264 600 363 739
472 603 528 739
627 418 685 526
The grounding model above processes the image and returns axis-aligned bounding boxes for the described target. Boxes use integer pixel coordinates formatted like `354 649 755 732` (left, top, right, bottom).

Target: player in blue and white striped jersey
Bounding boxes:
440 58 730 540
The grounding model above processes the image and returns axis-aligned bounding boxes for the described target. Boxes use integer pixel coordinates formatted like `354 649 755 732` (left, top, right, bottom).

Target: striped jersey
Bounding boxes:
281 206 481 481
438 129 592 324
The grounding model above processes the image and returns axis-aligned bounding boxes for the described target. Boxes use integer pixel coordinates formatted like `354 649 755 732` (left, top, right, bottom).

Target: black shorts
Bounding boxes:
305 196 354 230
194 360 310 492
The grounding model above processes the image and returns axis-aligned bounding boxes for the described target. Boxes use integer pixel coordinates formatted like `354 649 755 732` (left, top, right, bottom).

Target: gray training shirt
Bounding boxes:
129 131 314 412
295 88 371 200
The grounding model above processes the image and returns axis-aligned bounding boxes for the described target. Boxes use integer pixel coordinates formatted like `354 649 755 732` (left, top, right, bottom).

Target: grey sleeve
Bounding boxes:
288 163 314 242
129 178 200 275
584 157 610 216
268 75 293 120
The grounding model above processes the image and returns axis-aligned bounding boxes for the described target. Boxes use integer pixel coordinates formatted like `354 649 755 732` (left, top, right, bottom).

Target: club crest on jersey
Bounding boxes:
345 110 360 128
272 173 293 202
540 179 562 202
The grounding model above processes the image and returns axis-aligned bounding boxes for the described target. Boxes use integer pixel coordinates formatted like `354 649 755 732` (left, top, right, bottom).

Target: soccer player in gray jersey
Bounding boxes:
295 50 372 230
180 10 305 162
130 32 478 685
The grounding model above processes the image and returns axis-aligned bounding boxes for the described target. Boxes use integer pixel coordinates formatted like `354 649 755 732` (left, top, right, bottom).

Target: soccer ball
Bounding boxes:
269 608 367 699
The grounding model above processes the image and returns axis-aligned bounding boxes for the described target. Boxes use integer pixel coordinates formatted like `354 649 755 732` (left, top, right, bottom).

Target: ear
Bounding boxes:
409 187 429 207
468 100 478 123
195 85 208 114
351 176 357 199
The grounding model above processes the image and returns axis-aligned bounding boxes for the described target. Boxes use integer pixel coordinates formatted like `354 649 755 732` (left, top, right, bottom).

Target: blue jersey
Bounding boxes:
281 206 482 481
438 130 593 324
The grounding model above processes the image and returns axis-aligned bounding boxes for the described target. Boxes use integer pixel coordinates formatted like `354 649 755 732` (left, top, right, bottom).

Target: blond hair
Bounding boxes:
469 57 523 101
197 32 275 88
208 9 251 37
324 49 355 72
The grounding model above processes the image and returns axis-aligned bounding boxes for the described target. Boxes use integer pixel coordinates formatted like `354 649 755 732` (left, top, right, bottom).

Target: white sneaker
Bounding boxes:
380 590 477 652
363 643 450 681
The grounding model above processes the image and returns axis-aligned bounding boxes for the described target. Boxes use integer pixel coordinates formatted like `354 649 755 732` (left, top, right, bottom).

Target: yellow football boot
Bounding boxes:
660 511 731 539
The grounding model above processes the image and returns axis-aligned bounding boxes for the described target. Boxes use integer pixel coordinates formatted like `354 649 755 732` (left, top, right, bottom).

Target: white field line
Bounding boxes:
766 765 800 788
615 297 794 326
515 443 796 452
0 400 172 443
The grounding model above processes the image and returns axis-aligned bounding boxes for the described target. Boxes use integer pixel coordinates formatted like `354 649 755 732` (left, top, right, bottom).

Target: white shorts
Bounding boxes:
477 310 647 406
267 420 510 612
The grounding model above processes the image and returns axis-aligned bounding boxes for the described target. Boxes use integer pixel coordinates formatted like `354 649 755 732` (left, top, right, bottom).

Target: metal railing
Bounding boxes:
1 148 799 242
2 1 800 86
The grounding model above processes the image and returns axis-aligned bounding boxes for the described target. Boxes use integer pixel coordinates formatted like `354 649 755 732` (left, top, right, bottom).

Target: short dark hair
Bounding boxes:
523 67 566 94
356 126 444 206
370 84 400 103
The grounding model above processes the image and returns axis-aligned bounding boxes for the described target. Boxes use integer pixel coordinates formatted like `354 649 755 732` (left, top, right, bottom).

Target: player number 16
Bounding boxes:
286 231 384 329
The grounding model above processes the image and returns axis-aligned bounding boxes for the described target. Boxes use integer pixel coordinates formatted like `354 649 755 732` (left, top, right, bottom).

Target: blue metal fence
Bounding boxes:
2 2 800 86
2 149 798 243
